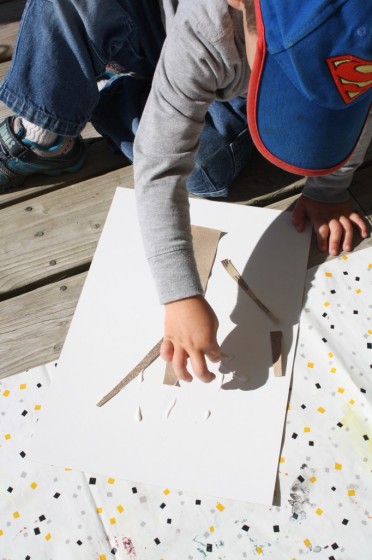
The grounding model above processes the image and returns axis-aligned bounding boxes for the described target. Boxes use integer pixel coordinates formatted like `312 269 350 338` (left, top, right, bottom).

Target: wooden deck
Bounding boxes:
1 0 371 379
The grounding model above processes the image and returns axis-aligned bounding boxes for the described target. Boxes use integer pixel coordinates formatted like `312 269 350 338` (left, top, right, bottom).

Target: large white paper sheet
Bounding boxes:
29 188 311 505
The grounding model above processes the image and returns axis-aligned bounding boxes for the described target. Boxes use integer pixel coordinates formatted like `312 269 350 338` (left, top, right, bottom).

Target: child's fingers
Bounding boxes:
172 347 193 383
349 211 369 239
160 338 174 362
205 342 222 364
291 200 306 232
188 350 216 383
327 218 343 256
315 222 330 253
338 216 354 253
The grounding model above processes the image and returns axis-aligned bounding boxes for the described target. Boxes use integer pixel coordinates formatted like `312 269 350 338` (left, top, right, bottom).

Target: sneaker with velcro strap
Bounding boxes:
0 116 85 191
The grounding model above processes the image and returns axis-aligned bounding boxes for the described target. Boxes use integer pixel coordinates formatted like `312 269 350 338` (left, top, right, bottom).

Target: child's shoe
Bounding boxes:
0 116 85 191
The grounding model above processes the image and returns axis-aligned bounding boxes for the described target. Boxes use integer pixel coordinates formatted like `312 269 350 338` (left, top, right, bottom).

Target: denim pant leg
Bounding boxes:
91 74 151 162
187 96 254 198
0 0 252 190
0 0 164 137
90 0 165 161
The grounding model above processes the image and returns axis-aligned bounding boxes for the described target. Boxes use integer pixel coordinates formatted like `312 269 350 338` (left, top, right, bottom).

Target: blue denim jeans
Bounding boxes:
0 0 253 197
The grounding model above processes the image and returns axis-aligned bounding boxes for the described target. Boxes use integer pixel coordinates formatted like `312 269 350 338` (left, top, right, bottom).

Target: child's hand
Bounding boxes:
161 295 221 383
292 195 368 255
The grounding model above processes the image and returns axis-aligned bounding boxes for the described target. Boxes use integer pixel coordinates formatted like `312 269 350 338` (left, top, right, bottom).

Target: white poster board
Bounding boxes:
29 188 311 505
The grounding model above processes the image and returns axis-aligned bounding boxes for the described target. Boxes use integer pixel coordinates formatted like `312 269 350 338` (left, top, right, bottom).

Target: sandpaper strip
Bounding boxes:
192 226 223 291
96 340 162 407
163 225 223 385
270 331 283 377
221 259 277 321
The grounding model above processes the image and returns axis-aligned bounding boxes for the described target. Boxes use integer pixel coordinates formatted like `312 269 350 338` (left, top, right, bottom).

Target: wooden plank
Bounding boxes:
0 0 25 22
0 272 87 379
0 0 25 62
0 169 134 296
0 59 10 82
0 22 18 62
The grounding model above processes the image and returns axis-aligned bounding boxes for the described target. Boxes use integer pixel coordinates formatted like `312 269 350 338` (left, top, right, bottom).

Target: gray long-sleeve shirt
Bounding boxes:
134 0 371 304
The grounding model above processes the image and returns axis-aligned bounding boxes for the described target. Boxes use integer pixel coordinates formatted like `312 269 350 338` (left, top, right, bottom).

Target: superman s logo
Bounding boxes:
327 54 372 104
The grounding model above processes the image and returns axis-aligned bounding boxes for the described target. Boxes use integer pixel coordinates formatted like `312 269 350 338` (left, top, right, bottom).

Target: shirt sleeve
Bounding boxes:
134 0 244 304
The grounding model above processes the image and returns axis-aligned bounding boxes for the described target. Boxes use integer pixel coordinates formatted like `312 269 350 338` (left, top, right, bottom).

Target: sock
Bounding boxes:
17 118 58 147
97 62 126 91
